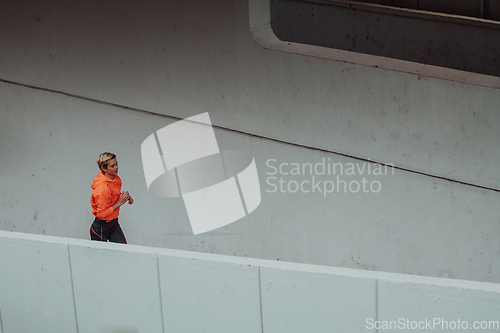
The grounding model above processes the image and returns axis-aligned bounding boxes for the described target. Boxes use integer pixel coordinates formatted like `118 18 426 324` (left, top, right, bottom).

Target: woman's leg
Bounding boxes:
90 223 104 241
108 221 127 244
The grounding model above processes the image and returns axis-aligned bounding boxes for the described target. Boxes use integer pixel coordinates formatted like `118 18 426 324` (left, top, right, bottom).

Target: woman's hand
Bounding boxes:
112 191 130 211
118 191 130 205
128 196 134 204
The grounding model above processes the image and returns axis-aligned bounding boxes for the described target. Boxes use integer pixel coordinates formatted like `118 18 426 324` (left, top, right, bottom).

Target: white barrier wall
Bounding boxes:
1 0 499 283
1 231 500 333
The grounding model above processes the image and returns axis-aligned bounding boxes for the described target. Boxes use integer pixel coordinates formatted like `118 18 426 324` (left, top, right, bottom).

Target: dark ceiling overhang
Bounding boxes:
250 0 500 88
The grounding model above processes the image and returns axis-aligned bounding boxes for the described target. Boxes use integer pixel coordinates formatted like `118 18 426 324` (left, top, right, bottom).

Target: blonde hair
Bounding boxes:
96 152 116 172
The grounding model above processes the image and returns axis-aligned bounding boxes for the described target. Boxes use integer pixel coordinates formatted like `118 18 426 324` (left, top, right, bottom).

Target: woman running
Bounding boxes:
90 152 133 243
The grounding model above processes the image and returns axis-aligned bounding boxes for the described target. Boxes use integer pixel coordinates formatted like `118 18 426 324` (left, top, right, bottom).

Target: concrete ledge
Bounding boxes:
159 256 261 333
0 233 77 333
1 230 500 332
261 267 377 332
69 244 163 333
378 279 500 331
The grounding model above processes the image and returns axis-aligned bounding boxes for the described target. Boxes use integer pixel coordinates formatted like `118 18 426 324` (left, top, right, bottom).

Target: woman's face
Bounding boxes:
104 158 119 178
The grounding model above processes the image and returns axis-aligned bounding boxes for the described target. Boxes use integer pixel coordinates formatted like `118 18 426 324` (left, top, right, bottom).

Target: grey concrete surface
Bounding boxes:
2 231 500 332
0 0 499 283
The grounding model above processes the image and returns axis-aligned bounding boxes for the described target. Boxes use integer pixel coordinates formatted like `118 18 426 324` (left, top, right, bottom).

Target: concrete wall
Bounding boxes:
1 230 500 333
1 0 500 283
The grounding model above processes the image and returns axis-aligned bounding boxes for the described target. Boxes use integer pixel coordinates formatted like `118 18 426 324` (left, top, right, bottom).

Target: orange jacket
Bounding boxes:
90 172 122 222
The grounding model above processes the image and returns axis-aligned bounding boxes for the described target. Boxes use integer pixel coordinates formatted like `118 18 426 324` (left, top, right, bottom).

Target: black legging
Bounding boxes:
90 217 127 243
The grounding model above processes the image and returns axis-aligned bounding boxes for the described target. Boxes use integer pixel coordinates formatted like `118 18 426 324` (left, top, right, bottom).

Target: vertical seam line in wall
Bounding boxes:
0 78 499 194
259 266 265 333
220 150 229 180
173 168 183 202
68 245 80 333
221 151 249 215
234 175 249 215
375 279 379 333
0 307 4 333
154 131 183 199
157 255 166 333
